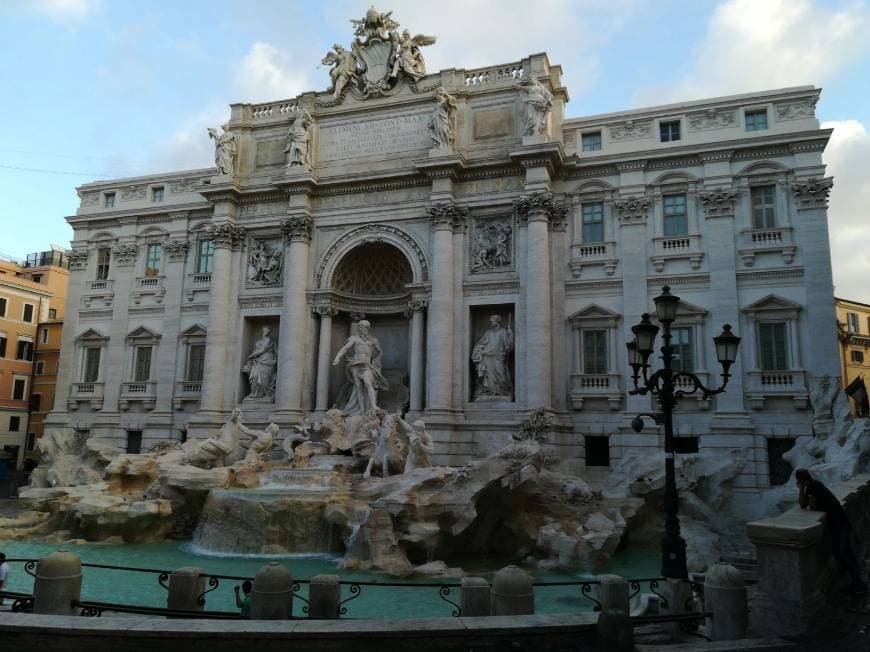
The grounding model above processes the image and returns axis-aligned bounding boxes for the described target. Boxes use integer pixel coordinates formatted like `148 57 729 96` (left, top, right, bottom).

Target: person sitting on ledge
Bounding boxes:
796 468 867 595
234 579 252 617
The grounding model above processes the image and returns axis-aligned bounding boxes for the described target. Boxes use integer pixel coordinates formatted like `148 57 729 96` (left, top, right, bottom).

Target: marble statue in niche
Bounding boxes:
472 314 515 400
242 326 278 401
519 77 552 137
285 109 314 169
248 239 283 286
207 125 236 176
471 219 512 271
430 88 456 149
332 319 388 415
322 43 359 99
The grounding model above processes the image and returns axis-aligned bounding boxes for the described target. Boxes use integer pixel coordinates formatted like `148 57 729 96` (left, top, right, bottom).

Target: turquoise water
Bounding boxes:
0 540 659 619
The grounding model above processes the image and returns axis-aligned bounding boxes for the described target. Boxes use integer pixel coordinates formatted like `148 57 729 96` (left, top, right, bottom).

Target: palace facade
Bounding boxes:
46 47 839 493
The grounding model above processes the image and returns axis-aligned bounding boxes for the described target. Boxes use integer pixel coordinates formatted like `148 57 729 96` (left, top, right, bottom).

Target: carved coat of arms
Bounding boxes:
321 7 436 101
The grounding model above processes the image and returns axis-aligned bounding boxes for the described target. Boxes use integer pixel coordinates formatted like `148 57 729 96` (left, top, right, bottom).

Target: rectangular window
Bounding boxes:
9 416 20 432
187 344 206 382
660 120 681 142
581 132 602 152
767 438 796 486
581 202 605 243
847 312 860 334
48 308 57 320
751 185 776 229
22 303 34 323
0 334 6 358
126 431 142 455
673 437 699 454
16 340 33 361
197 239 215 274
663 194 688 236
133 346 152 382
584 436 610 467
35 360 45 375
96 247 111 280
40 327 49 344
104 192 115 208
145 243 162 276
12 378 26 400
759 322 788 371
583 329 608 375
0 297 6 317
31 274 42 284
671 327 694 372
25 433 36 451
29 393 41 412
83 347 101 382
152 186 164 202
745 109 768 131
852 350 865 364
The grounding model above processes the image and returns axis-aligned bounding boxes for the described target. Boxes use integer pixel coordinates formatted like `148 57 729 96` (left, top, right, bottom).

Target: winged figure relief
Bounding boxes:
390 31 436 81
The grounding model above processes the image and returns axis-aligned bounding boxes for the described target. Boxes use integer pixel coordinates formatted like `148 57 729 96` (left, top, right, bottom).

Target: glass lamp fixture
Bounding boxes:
653 285 680 323
714 324 741 367
631 313 659 360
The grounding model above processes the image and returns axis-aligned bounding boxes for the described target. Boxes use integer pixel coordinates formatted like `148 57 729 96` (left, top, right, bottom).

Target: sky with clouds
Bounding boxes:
1 0 869 301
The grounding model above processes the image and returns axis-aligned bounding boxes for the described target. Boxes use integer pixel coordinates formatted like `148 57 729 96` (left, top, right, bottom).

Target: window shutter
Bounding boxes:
134 346 152 382
84 348 101 382
188 344 205 381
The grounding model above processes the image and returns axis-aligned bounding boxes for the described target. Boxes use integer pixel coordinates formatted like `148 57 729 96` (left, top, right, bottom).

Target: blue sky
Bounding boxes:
1 0 869 300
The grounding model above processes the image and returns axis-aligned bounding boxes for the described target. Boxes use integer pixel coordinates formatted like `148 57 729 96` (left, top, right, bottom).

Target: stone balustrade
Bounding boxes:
68 382 105 410
463 62 525 87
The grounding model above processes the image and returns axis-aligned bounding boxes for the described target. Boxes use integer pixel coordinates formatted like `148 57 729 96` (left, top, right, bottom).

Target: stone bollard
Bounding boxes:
596 574 633 652
491 565 534 616
460 576 491 617
166 566 206 612
250 562 293 620
308 574 340 619
33 551 82 616
705 564 747 641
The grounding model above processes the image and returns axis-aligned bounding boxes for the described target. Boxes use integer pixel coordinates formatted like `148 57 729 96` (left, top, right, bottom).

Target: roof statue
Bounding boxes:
322 7 436 101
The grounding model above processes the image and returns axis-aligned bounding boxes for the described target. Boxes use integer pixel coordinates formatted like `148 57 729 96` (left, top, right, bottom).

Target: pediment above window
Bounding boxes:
126 326 162 343
180 323 208 339
569 304 621 327
742 294 802 319
76 328 109 343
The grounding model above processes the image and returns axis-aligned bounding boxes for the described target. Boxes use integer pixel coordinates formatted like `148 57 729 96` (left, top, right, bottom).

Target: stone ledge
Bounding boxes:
0 613 598 652
746 506 825 548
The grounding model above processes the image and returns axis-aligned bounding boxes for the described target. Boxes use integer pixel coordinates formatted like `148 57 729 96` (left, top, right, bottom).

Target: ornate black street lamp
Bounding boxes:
626 286 741 579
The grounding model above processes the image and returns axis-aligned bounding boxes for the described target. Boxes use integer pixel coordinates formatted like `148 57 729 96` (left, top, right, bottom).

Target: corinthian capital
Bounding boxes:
698 188 739 217
791 176 834 210
426 201 468 231
513 191 566 225
207 223 246 249
281 213 314 243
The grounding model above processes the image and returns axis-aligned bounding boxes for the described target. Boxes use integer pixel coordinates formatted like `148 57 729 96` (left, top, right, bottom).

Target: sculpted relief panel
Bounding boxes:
470 218 513 272
318 113 431 161
247 237 283 287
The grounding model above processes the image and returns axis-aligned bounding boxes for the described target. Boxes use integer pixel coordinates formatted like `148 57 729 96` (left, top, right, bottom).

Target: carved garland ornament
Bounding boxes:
315 223 429 287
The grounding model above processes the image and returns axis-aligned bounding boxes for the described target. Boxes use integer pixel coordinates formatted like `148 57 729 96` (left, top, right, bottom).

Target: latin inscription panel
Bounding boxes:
319 113 431 161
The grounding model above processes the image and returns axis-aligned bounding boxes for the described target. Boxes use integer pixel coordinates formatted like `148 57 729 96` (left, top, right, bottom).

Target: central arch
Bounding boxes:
331 242 413 297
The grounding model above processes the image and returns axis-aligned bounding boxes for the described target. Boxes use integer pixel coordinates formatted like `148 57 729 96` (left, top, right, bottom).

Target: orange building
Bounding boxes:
836 297 870 416
0 249 69 468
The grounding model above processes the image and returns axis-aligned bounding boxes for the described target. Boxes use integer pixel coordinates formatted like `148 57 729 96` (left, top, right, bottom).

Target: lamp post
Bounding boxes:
627 286 741 579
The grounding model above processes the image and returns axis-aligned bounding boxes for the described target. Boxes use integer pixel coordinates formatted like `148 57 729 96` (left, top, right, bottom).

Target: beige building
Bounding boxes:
836 297 870 415
0 249 69 468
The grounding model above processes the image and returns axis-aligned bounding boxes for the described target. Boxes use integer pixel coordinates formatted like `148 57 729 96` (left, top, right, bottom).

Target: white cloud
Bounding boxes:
822 120 870 303
636 0 870 104
233 42 312 104
151 104 231 174
30 0 100 24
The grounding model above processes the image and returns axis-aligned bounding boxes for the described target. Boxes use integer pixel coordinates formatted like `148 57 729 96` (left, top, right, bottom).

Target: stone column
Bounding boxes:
155 238 189 415
406 299 427 412
33 551 82 616
460 576 491 617
515 193 560 409
314 306 338 413
199 225 244 415
275 214 313 419
425 203 465 411
250 562 293 620
102 240 138 414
